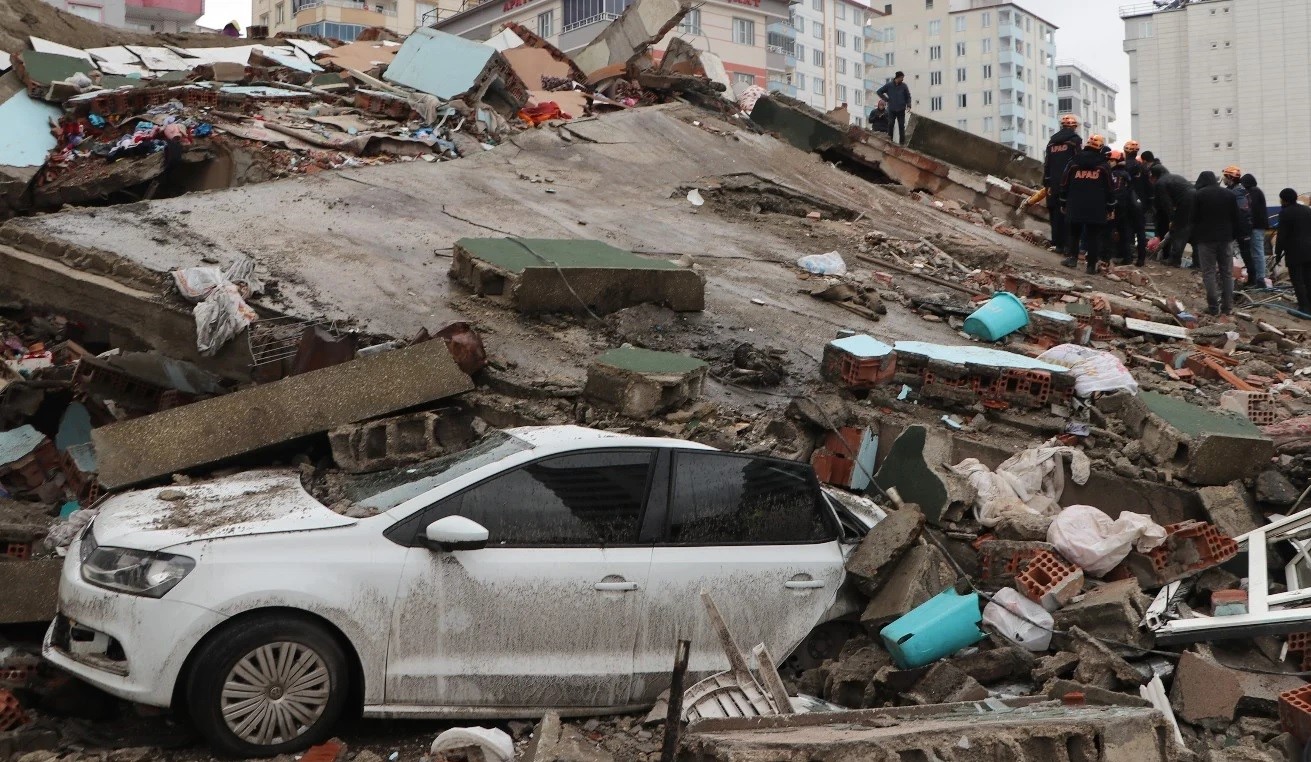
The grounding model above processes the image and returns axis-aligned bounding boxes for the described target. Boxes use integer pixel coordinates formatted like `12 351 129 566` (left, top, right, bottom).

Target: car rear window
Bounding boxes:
341 431 533 511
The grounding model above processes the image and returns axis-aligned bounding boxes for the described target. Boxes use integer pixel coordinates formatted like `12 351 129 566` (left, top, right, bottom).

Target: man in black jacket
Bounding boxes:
1059 134 1115 274
1150 163 1196 266
876 73 912 144
1108 151 1145 266
1276 188 1311 313
1043 115 1082 252
869 100 892 136
1122 140 1152 253
1191 171 1242 315
1242 174 1269 287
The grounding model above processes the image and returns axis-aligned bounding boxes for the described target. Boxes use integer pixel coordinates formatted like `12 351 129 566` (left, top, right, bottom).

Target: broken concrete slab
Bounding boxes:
681 700 1179 760
892 341 1076 410
859 542 957 632
902 113 1043 189
1198 480 1265 538
903 662 987 705
1110 390 1276 486
0 84 61 169
1256 469 1299 507
522 712 613 762
571 0 689 79
821 644 892 709
872 425 976 525
450 237 705 314
93 340 473 488
1044 679 1152 708
1054 579 1152 650
947 643 1036 686
0 558 59 624
1065 626 1146 692
583 346 707 419
844 504 924 597
1170 648 1307 729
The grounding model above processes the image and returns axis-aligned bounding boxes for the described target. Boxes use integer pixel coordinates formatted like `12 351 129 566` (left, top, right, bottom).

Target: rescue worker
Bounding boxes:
1242 173 1270 287
1108 151 1145 266
1043 115 1082 253
1059 134 1115 274
1123 139 1153 249
1275 188 1311 313
1150 163 1196 267
869 100 893 137
1191 170 1243 315
1222 166 1258 286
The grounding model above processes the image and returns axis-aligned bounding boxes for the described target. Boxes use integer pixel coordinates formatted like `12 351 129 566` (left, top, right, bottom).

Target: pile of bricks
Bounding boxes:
1014 550 1085 612
821 335 896 391
977 540 1056 587
1112 520 1239 587
354 89 417 119
913 366 1074 410
1219 390 1277 425
809 426 875 491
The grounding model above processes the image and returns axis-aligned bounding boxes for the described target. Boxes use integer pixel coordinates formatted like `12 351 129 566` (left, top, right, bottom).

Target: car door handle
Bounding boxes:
595 581 639 592
785 579 826 590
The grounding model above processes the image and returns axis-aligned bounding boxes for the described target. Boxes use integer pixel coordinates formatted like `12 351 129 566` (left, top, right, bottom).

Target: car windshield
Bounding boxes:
344 431 532 512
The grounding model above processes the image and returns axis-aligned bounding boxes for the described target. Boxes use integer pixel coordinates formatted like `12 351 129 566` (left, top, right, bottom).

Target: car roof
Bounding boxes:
504 425 719 454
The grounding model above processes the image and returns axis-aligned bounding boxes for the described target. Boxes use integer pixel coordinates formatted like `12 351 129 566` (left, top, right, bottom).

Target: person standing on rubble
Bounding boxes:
869 100 893 137
1276 188 1311 313
1150 163 1196 267
1242 173 1270 287
1122 140 1153 255
1191 170 1242 316
1108 151 1145 266
1222 166 1258 287
876 73 912 145
1059 134 1115 274
1043 115 1082 254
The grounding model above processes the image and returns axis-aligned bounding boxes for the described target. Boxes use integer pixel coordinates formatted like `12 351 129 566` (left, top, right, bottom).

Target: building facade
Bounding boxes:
432 0 789 91
1122 0 1311 192
1056 61 1117 143
253 0 424 41
866 0 1059 158
787 0 881 127
44 0 204 32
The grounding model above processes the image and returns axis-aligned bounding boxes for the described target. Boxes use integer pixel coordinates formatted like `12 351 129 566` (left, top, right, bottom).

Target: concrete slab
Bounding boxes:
0 558 60 623
584 346 707 418
1114 391 1276 486
0 88 60 168
93 339 473 488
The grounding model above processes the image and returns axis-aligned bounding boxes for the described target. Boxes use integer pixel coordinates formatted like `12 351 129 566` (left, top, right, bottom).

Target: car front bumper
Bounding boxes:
42 537 226 708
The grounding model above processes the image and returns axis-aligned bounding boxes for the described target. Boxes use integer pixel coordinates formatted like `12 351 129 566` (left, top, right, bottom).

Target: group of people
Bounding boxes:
869 72 912 144
1042 116 1311 316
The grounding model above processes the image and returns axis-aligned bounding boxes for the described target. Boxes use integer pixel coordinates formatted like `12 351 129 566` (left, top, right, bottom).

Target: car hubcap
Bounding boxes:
220 642 330 746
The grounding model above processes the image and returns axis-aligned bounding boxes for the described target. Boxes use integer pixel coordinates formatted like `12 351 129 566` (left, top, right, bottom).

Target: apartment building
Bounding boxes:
252 0 424 41
1056 61 1118 143
866 0 1059 158
431 0 790 91
787 0 882 127
1122 0 1311 192
43 0 204 32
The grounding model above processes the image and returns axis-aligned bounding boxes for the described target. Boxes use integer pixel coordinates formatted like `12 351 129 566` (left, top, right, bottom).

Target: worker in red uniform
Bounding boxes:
1043 115 1082 254
1059 134 1116 274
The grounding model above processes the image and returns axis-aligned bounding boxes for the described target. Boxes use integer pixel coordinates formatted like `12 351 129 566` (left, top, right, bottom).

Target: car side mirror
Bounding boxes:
424 516 489 552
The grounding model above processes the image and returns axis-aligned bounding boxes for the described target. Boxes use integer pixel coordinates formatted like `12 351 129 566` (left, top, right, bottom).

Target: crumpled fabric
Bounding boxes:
952 443 1091 527
1047 504 1166 577
1262 415 1311 452
407 93 447 126
45 509 97 552
172 256 261 356
737 84 768 114
518 101 572 126
1037 344 1139 397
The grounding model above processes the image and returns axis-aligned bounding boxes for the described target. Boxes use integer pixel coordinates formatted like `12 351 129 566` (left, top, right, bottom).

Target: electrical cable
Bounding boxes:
502 237 605 324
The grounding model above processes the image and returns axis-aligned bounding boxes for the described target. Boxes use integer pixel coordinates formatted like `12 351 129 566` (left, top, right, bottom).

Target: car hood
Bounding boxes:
91 470 356 552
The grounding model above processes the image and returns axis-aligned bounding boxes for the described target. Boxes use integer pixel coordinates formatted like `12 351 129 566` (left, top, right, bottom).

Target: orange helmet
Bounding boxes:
1086 134 1105 150
1060 114 1078 128
1108 150 1124 162
1223 165 1242 179
1123 139 1140 152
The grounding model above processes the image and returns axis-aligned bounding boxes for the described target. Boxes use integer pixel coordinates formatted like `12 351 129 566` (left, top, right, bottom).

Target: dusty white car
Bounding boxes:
44 426 865 756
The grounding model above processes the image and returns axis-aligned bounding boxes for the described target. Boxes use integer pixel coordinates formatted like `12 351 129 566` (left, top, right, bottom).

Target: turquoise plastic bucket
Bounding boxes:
880 587 985 669
963 292 1029 341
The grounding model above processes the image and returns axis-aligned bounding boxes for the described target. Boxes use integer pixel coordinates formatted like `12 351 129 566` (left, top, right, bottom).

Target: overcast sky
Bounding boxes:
197 0 1132 141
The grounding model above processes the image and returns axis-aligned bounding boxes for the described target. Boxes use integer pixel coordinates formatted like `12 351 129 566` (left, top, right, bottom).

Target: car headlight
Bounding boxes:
80 534 195 598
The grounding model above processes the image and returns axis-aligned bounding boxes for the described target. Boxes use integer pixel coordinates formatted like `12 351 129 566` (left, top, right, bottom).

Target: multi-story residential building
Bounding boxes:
43 0 204 32
1122 0 1311 192
1056 61 1118 143
864 0 1059 159
788 0 882 128
253 0 421 41
430 0 790 91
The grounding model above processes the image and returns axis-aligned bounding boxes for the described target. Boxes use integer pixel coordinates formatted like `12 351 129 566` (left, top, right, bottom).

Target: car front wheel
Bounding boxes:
186 616 349 757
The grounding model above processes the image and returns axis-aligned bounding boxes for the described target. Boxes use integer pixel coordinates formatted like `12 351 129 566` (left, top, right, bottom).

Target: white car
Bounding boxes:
44 426 866 756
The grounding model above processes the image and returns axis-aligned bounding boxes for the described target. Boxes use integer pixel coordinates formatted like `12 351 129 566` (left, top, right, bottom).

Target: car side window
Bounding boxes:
667 452 834 544
436 451 653 546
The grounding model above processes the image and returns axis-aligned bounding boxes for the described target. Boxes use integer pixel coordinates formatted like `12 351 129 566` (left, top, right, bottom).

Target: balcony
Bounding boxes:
999 101 1018 118
999 128 1017 143
864 26 883 40
997 49 1019 66
863 51 884 67
997 21 1020 39
767 21 797 39
766 48 796 70
999 76 1025 93
124 0 203 20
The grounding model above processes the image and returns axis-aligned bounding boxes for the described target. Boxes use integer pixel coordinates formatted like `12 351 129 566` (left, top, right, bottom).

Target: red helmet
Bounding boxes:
1108 150 1124 162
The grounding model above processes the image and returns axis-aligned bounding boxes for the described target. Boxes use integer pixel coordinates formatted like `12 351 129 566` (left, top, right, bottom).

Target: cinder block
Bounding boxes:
1220 390 1277 426
845 505 924 597
584 347 708 419
977 539 1056 587
329 407 475 474
822 335 896 390
1281 684 1311 744
1118 520 1238 588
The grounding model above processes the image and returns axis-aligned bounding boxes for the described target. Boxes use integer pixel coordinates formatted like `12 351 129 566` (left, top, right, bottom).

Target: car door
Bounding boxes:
631 451 845 703
385 449 656 711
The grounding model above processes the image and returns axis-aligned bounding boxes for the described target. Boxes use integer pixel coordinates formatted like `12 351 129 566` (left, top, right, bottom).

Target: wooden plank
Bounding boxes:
1123 316 1190 339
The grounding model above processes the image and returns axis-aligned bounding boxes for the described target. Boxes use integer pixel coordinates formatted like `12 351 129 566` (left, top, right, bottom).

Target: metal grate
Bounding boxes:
248 315 340 368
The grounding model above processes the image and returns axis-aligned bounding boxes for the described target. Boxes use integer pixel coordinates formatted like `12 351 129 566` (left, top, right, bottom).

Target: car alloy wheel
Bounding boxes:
220 641 331 746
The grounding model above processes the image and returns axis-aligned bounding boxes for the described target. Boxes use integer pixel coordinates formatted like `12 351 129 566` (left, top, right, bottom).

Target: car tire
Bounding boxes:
186 616 349 757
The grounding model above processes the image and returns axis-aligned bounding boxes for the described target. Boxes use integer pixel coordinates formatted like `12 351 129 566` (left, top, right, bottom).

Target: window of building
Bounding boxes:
275 2 285 23
1058 96 1072 112
928 20 941 36
814 77 825 94
958 119 968 130
665 453 834 545
677 8 699 35
982 64 992 79
981 10 991 27
836 30 847 47
854 90 863 105
984 116 994 132
812 0 822 10
297 21 365 40
854 116 863 127
796 43 805 59
930 96 942 111
981 38 991 53
835 2 844 19
563 0 636 32
794 16 803 33
259 12 269 26
954 15 967 33
853 36 862 52
925 0 933 7
930 71 942 86
1058 74 1071 89
813 21 823 39
983 90 992 106
929 45 941 60
734 72 756 87
836 84 847 101
796 73 806 89
884 26 895 42
733 17 756 46
537 8 556 36
957 93 967 108
956 67 966 83
813 49 824 66
885 51 895 66
836 57 847 74
853 62 862 78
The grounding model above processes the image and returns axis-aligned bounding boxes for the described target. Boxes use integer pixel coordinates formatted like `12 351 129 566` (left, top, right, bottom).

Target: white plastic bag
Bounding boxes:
797 251 847 276
951 443 1090 528
982 587 1053 652
173 257 261 356
1046 504 1166 577
430 726 513 762
1036 344 1139 396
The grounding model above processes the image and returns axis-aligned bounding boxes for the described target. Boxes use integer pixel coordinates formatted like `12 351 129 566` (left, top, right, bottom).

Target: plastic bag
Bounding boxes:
1037 344 1139 396
797 251 847 276
951 443 1090 528
1047 504 1166 577
982 587 1053 652
430 727 513 762
193 283 258 357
